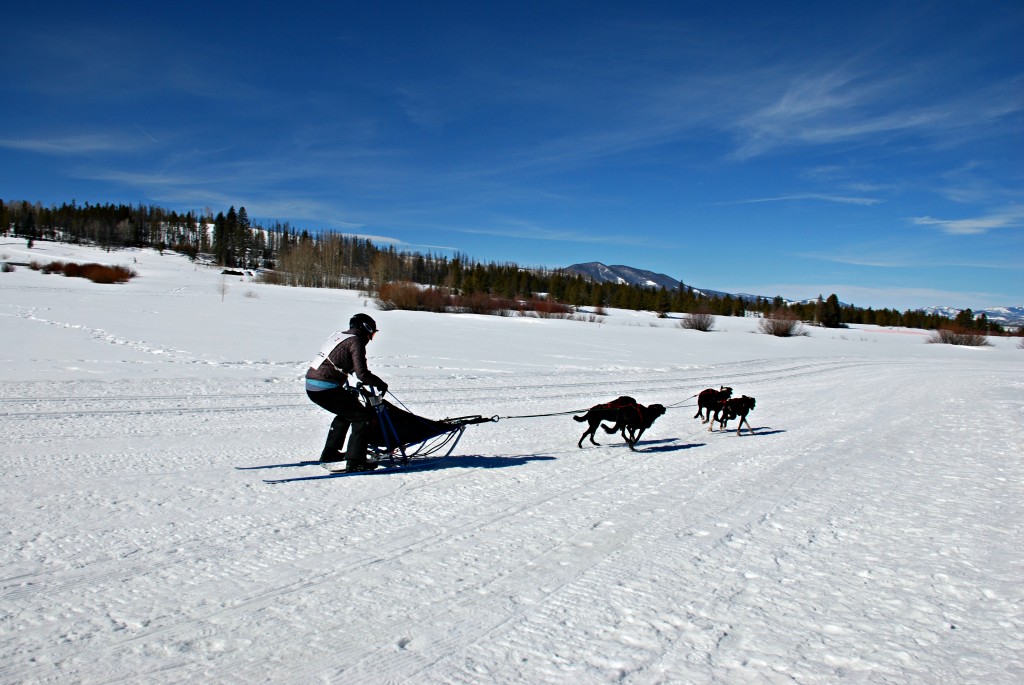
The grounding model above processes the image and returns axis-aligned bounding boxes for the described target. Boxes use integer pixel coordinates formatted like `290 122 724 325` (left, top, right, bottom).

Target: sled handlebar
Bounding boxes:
353 384 498 425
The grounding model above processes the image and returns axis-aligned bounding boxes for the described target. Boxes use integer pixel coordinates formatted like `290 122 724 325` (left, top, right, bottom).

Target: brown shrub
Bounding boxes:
926 328 992 347
758 309 808 337
79 263 136 284
452 291 498 314
526 297 573 319
30 260 135 283
680 310 715 332
376 282 453 312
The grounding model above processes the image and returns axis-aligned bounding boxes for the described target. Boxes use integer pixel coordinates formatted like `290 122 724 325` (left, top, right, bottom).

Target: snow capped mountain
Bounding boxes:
564 262 681 290
566 262 1023 325
564 263 774 303
923 305 1024 327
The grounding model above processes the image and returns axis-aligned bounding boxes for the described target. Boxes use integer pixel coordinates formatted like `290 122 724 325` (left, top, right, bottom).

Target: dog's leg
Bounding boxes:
579 421 598 448
738 416 752 435
615 424 632 449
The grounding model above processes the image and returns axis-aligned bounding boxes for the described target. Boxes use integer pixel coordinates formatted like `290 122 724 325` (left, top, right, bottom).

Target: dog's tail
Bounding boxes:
602 422 620 434
573 414 587 422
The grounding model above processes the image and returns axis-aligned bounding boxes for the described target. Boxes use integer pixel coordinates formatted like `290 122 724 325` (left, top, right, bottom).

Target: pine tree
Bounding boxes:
821 294 842 328
238 207 251 268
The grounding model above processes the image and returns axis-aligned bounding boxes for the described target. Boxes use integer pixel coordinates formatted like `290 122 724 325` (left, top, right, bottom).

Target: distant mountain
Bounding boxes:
565 262 1024 327
564 262 764 303
922 305 1024 328
564 263 680 290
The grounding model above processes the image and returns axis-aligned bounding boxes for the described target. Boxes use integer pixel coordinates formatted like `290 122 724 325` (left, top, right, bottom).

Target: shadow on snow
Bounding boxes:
256 454 556 484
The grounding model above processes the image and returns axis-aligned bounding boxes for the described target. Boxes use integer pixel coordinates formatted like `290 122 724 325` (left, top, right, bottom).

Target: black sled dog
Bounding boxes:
574 396 666 450
717 395 756 435
694 386 732 424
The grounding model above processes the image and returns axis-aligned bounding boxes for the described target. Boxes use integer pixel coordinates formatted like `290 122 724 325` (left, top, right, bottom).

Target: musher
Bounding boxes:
306 313 388 472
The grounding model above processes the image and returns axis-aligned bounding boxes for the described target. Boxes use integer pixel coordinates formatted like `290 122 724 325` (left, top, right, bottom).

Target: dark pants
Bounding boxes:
307 387 372 463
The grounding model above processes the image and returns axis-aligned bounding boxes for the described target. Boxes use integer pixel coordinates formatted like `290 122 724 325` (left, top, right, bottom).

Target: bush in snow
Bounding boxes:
33 260 136 283
376 281 451 312
527 297 573 319
927 328 992 347
759 309 807 337
680 310 715 332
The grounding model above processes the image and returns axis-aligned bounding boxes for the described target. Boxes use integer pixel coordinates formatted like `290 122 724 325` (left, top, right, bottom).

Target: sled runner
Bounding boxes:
358 385 496 468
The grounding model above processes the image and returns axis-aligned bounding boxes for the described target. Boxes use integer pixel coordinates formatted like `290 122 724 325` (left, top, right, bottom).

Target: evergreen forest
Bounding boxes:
1 198 1008 334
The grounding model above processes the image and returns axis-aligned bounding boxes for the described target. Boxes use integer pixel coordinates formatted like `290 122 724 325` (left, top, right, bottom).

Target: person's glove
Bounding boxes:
375 380 389 395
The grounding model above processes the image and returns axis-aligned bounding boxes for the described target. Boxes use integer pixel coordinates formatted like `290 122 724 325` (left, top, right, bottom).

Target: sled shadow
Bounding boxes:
261 454 556 484
236 460 321 470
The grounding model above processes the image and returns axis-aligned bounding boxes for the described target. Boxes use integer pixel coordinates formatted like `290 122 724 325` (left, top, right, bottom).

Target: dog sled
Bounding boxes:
357 385 496 468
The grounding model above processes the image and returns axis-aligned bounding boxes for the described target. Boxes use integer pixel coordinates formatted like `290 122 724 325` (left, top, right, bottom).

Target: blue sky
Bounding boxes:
3 1 1022 310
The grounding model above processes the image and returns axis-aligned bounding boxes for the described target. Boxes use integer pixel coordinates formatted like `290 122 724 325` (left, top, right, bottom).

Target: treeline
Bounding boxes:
0 199 291 269
2 198 1009 333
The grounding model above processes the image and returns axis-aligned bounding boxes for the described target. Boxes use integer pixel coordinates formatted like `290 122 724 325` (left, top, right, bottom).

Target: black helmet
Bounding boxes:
349 313 378 336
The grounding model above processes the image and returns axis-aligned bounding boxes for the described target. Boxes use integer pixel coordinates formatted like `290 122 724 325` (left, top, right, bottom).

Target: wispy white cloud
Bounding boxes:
912 206 1024 235
0 134 139 155
729 193 882 206
728 61 1024 160
452 218 629 245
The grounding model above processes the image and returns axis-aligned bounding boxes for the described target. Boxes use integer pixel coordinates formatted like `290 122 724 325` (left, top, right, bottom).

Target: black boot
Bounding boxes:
343 419 373 472
320 417 351 463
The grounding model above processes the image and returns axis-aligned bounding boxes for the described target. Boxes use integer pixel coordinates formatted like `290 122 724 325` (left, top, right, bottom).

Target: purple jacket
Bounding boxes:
306 328 386 390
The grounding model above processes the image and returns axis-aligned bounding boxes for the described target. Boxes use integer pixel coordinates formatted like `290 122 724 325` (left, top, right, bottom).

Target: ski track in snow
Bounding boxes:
1 244 1022 684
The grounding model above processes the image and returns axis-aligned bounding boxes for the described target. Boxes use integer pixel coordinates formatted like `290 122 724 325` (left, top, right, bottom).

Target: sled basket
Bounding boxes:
357 387 495 466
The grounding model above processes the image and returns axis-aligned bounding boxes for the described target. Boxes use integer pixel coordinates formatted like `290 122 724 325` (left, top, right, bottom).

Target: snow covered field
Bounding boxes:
2 241 1021 684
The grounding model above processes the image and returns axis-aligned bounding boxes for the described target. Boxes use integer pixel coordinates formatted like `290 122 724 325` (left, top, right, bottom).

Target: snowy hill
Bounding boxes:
565 261 1022 324
565 262 758 301
564 262 682 289
2 241 1022 684
923 304 1024 327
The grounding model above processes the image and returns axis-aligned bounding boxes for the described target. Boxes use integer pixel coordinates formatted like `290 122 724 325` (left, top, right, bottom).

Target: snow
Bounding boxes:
2 241 1022 684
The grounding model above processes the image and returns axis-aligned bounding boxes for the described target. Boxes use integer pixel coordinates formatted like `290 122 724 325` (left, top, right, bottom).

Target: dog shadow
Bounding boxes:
634 438 705 453
438 454 557 470
710 427 786 437
749 427 785 436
